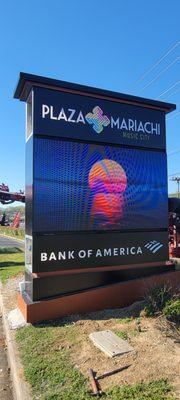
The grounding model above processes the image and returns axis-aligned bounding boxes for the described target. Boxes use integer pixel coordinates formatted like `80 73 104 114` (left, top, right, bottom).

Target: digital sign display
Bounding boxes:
14 73 175 304
34 137 168 233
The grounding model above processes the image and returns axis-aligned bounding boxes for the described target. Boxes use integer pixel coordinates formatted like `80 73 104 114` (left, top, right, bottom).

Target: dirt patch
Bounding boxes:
67 307 180 395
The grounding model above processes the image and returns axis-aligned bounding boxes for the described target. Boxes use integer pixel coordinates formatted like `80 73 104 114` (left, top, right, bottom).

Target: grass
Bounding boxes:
0 248 24 283
114 326 140 340
16 323 91 400
105 379 174 400
0 226 24 239
117 317 133 324
115 316 142 339
0 252 176 399
16 322 175 400
114 329 128 340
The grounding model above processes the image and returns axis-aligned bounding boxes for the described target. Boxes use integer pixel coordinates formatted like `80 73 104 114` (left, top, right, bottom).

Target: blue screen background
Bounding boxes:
33 137 168 232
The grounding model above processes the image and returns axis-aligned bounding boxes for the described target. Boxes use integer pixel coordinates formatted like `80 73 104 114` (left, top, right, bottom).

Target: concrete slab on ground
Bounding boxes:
7 308 26 330
89 330 134 358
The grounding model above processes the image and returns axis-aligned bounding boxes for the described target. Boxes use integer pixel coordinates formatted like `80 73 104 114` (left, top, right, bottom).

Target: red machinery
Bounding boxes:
168 198 180 258
11 211 21 228
0 183 25 205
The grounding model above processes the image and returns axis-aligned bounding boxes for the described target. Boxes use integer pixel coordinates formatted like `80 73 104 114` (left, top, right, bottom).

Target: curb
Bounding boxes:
0 283 31 400
0 234 24 244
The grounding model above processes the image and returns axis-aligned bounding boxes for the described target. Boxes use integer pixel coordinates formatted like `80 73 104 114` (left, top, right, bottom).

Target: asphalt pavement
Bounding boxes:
0 235 24 250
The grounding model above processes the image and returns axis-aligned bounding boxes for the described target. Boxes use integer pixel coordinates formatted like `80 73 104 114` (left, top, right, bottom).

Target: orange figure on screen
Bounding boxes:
88 159 127 228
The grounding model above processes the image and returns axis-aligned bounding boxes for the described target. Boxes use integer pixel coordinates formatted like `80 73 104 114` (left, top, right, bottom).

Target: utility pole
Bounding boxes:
171 176 180 198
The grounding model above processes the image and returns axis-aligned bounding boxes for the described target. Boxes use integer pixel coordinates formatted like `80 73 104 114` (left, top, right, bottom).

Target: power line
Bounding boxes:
139 56 180 93
157 81 180 99
135 41 180 85
168 148 180 156
165 87 180 99
168 172 180 177
167 111 180 120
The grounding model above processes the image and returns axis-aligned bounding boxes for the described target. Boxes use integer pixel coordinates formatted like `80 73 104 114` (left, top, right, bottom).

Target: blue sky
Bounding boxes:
0 0 179 197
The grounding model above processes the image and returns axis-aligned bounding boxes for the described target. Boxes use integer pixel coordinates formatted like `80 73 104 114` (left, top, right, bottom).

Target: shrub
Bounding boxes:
144 284 174 317
163 299 180 325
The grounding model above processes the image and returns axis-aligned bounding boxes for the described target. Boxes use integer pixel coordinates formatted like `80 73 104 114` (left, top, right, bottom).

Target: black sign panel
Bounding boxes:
33 87 166 150
33 231 169 273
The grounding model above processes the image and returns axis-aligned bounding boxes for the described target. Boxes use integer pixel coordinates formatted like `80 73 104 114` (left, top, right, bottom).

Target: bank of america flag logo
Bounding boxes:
145 241 163 254
85 106 110 133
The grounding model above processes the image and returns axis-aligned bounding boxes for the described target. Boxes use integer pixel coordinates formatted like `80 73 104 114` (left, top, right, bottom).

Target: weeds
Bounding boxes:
144 284 175 317
114 330 128 340
163 299 180 325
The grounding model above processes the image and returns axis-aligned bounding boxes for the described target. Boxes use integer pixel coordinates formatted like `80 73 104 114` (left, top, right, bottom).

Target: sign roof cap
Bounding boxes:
14 72 176 114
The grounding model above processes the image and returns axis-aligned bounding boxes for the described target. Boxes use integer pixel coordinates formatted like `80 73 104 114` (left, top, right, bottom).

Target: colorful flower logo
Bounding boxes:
85 106 110 133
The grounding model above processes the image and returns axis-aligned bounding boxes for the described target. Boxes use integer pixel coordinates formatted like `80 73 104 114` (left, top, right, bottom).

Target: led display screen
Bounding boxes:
34 137 167 232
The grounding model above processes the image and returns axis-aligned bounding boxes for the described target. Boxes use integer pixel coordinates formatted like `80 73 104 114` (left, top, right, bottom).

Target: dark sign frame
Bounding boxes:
14 73 176 301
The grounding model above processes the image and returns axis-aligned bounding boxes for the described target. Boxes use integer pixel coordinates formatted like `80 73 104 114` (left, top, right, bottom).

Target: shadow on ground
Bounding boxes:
0 261 24 268
33 300 146 329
